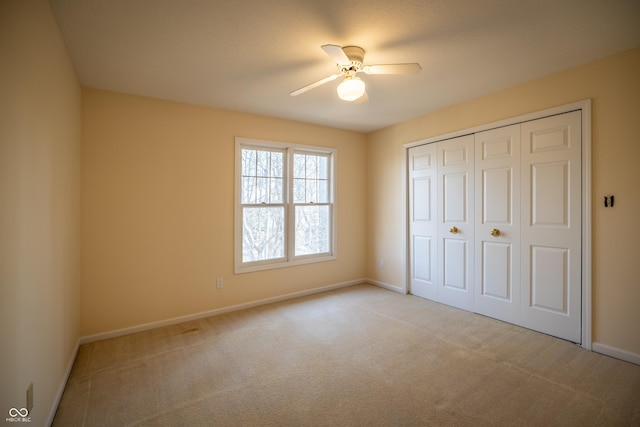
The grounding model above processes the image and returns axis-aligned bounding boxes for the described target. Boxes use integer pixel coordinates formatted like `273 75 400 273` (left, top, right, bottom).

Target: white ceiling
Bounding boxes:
49 0 640 133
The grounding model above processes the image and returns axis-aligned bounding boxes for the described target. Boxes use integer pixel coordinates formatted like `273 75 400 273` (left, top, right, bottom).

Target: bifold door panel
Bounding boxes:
409 143 437 300
520 112 582 342
437 135 474 311
474 124 521 325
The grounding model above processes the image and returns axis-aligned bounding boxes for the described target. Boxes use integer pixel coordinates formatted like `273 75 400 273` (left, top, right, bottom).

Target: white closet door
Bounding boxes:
474 125 521 324
521 111 582 343
437 135 474 311
408 143 438 300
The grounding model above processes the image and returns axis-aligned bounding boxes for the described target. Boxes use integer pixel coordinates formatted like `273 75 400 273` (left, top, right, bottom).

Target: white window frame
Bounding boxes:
234 137 337 274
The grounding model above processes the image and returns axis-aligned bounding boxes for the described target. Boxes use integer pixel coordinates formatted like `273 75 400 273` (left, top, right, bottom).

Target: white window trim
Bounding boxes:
234 137 337 274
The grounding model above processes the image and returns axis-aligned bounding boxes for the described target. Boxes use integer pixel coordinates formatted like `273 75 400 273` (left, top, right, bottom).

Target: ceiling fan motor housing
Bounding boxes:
341 46 365 71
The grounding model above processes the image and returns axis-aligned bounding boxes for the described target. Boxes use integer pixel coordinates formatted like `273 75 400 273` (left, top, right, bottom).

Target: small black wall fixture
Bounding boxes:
604 195 615 208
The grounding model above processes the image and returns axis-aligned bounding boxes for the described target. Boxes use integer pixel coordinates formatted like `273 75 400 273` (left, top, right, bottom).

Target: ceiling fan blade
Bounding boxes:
290 73 342 96
321 44 351 66
354 90 369 104
363 63 422 75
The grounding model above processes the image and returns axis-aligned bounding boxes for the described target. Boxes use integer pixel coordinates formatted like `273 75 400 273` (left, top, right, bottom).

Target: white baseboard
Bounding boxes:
592 342 640 366
366 278 406 294
47 338 81 426
79 279 366 344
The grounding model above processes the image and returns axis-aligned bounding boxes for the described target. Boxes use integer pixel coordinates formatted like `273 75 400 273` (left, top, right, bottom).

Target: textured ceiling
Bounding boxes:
50 0 640 133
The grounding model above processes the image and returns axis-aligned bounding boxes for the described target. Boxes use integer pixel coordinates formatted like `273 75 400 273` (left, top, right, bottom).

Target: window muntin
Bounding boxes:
236 138 336 273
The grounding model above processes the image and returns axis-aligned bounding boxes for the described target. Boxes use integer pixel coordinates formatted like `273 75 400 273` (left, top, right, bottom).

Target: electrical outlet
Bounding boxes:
216 278 223 289
26 383 33 413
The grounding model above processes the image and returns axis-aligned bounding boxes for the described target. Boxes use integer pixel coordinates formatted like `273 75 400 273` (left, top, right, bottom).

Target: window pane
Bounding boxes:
293 153 305 179
293 178 305 203
242 149 256 176
243 207 285 262
257 150 270 177
271 152 283 177
241 176 256 204
256 177 268 203
270 177 283 203
291 153 331 203
305 179 317 203
242 148 285 206
318 180 328 203
305 155 317 179
318 156 328 179
295 205 330 256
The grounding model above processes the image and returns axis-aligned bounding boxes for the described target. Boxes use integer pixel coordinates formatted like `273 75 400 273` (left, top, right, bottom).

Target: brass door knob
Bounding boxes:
490 228 501 237
449 226 459 234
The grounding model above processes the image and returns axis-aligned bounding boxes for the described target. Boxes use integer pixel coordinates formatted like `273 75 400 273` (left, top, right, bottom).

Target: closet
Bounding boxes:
408 111 582 343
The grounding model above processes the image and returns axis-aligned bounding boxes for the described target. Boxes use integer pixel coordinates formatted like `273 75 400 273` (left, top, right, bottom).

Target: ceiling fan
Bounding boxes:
290 44 422 102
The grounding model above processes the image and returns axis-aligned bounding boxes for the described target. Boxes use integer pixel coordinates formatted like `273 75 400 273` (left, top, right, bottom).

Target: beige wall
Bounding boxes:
0 0 81 425
366 47 640 356
81 89 367 336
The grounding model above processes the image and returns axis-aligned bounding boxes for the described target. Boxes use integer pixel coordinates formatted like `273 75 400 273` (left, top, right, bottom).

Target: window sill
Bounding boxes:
234 254 336 274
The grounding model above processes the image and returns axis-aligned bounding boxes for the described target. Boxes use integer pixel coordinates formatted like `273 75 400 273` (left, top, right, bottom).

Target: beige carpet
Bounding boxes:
53 284 640 426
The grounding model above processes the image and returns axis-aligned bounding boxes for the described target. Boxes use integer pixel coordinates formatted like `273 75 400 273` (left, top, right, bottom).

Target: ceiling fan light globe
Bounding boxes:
337 77 365 101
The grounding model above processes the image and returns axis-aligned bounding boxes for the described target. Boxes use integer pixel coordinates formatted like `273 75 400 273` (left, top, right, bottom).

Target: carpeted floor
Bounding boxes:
53 284 640 426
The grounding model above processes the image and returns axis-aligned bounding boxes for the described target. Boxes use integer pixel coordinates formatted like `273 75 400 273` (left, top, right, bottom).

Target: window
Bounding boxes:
235 138 336 273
